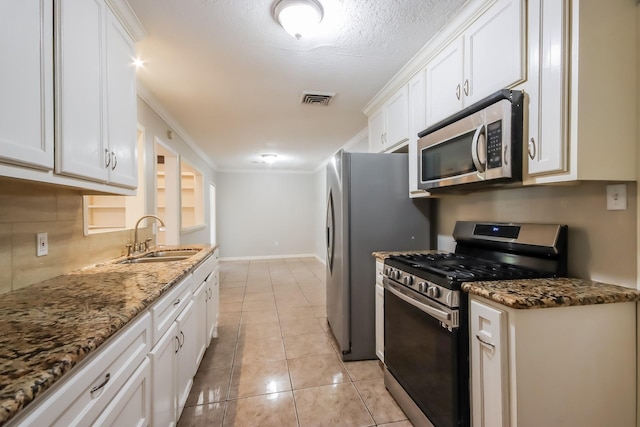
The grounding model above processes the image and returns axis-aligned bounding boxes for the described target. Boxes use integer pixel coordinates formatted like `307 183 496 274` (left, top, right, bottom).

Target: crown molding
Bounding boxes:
136 81 218 170
105 0 146 42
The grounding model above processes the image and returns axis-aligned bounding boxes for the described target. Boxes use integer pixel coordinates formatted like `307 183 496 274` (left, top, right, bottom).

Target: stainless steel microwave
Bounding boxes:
418 89 523 192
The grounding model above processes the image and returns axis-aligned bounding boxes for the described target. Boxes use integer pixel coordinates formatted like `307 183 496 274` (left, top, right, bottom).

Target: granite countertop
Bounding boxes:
0 245 216 426
372 250 640 309
462 278 640 309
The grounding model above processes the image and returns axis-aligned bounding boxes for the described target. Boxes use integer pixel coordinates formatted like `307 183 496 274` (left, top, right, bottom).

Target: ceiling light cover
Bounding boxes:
262 153 278 164
274 0 324 40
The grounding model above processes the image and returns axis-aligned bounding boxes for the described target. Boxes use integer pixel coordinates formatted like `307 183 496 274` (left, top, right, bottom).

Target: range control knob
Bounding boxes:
427 285 441 299
418 282 427 293
392 270 402 280
403 275 413 286
384 267 391 276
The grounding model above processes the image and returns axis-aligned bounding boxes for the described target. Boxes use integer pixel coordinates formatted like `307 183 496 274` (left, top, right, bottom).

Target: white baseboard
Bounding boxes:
314 254 326 265
220 253 319 262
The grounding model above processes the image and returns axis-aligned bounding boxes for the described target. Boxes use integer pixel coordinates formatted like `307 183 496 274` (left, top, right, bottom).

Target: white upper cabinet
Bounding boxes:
55 0 109 183
105 7 138 188
0 1 54 170
524 0 637 183
368 86 409 153
426 0 524 126
526 0 568 176
407 69 429 198
56 0 137 188
463 0 524 105
425 38 464 126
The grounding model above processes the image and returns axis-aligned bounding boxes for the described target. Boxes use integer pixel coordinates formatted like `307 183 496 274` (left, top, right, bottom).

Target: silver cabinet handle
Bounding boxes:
90 373 111 395
111 152 117 170
476 334 495 349
455 84 461 100
104 148 111 168
528 137 536 160
173 298 181 306
463 79 469 96
175 336 180 354
179 331 185 348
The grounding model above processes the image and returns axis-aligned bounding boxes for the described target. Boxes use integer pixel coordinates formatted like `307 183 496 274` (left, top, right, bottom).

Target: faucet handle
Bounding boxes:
126 244 133 257
144 238 152 251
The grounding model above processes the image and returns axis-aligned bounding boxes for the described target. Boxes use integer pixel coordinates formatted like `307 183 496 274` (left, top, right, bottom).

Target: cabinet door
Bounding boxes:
207 267 220 342
94 358 151 427
176 301 196 418
463 0 525 105
149 322 178 427
0 0 54 170
470 300 509 427
408 69 429 197
105 7 138 188
193 282 208 366
527 0 569 176
375 283 384 362
55 0 109 183
425 37 464 126
384 86 409 149
368 108 386 153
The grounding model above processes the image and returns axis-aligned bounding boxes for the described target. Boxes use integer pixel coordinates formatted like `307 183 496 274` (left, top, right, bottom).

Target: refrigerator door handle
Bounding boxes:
326 190 335 272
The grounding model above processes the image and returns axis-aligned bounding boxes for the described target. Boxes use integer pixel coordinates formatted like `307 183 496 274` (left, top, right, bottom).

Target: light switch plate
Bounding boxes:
606 184 627 211
36 232 48 256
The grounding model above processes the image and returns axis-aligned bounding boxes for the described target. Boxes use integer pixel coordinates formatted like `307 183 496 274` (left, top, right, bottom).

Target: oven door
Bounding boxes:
384 279 468 427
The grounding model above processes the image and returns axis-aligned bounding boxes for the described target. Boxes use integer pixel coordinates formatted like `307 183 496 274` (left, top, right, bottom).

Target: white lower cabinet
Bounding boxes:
469 295 637 427
176 301 197 416
94 357 151 427
470 300 508 427
374 259 384 362
149 322 179 427
11 312 151 427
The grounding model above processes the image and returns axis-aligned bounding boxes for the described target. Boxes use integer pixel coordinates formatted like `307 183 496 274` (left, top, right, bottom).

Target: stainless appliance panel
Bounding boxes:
326 151 433 360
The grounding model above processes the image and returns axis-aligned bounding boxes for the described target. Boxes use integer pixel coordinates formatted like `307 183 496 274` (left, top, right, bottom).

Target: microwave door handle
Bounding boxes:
471 125 486 175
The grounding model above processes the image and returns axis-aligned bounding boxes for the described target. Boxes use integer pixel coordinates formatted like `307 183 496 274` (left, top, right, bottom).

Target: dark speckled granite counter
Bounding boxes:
462 278 640 309
0 245 216 426
373 250 640 309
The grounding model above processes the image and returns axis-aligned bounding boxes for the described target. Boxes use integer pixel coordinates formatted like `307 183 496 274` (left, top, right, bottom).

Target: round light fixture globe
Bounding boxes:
274 0 324 40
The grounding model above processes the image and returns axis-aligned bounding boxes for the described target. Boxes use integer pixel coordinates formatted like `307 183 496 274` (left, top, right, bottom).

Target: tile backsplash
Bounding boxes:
0 178 152 294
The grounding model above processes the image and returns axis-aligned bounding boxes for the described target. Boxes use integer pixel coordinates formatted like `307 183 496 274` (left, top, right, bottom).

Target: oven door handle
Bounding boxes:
385 281 451 322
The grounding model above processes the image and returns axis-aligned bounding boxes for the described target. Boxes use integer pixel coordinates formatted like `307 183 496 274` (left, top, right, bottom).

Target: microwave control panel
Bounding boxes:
486 120 502 169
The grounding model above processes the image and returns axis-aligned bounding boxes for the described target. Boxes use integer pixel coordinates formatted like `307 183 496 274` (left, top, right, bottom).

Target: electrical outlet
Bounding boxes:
36 232 48 256
606 184 627 211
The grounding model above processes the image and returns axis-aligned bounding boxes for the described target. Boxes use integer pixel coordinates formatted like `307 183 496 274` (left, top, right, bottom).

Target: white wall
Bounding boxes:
137 97 216 246
217 171 316 259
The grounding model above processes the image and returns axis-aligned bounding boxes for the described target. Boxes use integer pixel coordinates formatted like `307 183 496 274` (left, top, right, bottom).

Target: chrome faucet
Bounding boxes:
129 215 166 256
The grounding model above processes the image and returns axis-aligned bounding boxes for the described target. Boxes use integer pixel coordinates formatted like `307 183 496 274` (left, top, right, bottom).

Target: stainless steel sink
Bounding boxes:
119 256 191 264
117 249 201 264
143 250 200 258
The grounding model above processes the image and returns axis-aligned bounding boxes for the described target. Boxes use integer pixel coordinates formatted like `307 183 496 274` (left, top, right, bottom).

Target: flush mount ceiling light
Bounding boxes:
273 0 324 40
261 153 278 164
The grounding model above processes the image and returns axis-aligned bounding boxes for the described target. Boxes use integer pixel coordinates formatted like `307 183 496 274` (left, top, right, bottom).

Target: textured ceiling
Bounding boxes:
128 0 467 171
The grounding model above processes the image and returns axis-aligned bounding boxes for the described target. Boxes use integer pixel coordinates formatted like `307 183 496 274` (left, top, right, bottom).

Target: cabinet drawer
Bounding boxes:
151 275 192 346
93 357 151 427
191 254 215 290
14 312 151 427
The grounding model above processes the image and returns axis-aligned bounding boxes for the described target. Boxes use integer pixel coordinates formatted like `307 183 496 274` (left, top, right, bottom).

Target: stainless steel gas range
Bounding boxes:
382 221 568 427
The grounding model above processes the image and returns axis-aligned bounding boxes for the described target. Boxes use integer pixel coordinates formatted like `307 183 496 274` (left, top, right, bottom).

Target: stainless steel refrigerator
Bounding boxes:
326 150 433 361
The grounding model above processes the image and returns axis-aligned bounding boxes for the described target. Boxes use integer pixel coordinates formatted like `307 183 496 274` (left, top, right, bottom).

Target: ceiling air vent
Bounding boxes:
300 91 335 106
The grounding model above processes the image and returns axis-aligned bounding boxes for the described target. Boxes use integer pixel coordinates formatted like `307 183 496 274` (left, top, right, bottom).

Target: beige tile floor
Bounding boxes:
177 258 413 427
